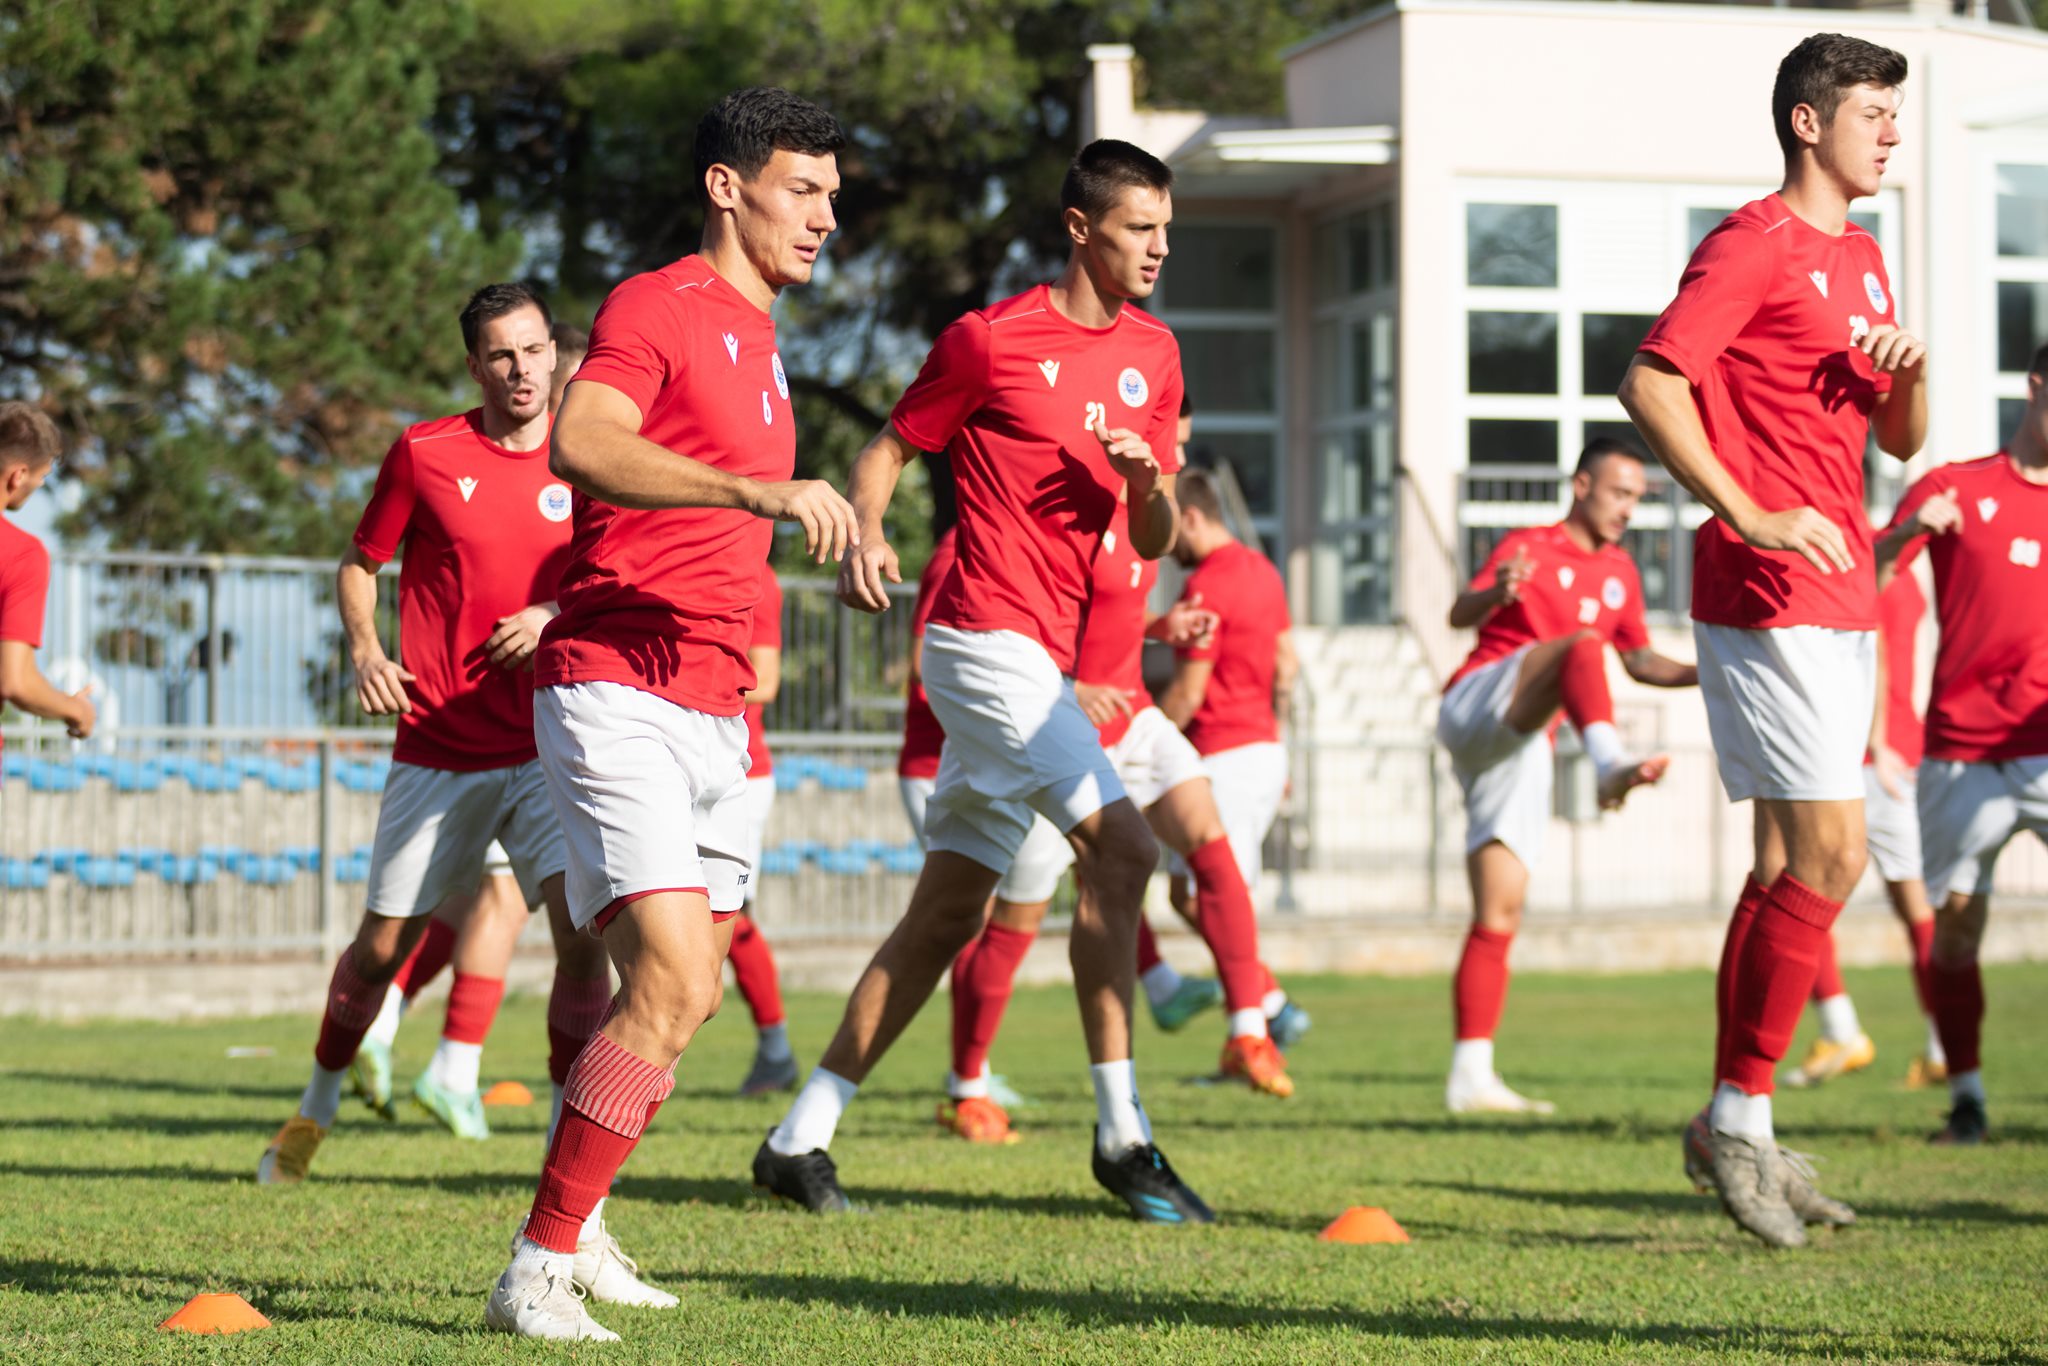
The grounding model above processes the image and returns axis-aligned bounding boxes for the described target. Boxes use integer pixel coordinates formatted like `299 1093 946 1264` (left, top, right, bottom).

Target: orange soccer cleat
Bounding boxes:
936 1096 1019 1144
1220 1034 1295 1098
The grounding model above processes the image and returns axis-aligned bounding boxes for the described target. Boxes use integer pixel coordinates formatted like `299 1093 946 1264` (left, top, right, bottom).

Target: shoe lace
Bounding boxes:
530 1269 591 1313
1777 1147 1821 1184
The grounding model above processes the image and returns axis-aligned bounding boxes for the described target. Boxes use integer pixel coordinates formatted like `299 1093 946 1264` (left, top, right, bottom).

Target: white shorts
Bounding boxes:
920 625 1125 875
535 681 752 931
483 840 512 881
739 774 776 907
1435 646 1551 868
364 760 565 918
1918 756 2048 903
1107 706 1211 811
1695 623 1875 803
899 774 1072 905
1863 766 1922 884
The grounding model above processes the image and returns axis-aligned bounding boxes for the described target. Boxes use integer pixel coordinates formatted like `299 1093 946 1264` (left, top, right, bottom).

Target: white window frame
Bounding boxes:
1309 198 1399 624
1981 148 2048 452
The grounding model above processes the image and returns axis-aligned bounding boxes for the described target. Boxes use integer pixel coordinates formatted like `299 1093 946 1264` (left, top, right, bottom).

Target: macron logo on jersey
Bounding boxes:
723 333 739 364
1556 566 1574 590
1038 359 1060 388
1809 271 1828 299
456 477 478 503
1978 497 2000 524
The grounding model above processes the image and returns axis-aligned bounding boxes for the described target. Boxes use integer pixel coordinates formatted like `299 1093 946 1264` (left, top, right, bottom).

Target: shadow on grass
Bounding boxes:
1409 1179 2048 1227
2 1258 465 1336
0 1069 289 1102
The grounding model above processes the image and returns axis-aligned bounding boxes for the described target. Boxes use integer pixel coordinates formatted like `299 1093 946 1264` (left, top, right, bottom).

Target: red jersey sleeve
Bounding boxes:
890 316 992 455
574 275 691 422
0 531 50 647
1612 559 1651 654
1638 221 1773 386
1882 467 1952 575
352 434 417 564
752 567 784 651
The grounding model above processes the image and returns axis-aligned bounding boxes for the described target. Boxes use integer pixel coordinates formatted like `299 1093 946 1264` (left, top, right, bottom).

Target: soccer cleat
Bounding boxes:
573 1217 678 1308
736 1045 800 1098
1781 1034 1876 1088
1446 1073 1555 1116
1091 1138 1216 1225
1218 1035 1295 1098
1148 977 1223 1032
987 1074 1031 1109
349 1038 397 1121
1904 1054 1949 1090
1706 1131 1807 1249
937 1096 1019 1144
1930 1096 1989 1146
1269 1000 1313 1050
752 1135 851 1212
256 1115 327 1185
413 1073 492 1140
1779 1148 1856 1227
483 1262 619 1342
1597 754 1669 810
1682 1107 1715 1193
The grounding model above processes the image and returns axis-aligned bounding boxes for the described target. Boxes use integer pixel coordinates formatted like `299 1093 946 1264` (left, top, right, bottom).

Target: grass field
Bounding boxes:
3 965 2045 1363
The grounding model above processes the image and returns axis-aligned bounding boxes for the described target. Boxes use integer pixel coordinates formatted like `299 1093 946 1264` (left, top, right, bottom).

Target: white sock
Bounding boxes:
1580 721 1628 779
428 1038 482 1095
508 1233 572 1280
299 1065 347 1128
770 1066 858 1155
577 1196 607 1245
547 1082 564 1150
1450 1038 1495 1088
1709 1081 1773 1142
1949 1068 1986 1106
1815 994 1862 1045
364 985 404 1048
1261 988 1288 1018
948 1066 990 1100
1140 962 1183 1009
1924 1018 1947 1066
1091 1059 1150 1156
1227 1008 1268 1040
757 1021 793 1063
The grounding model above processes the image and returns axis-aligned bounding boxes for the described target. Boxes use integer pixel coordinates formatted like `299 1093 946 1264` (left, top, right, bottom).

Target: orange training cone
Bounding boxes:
482 1080 535 1107
159 1293 272 1334
1318 1206 1411 1244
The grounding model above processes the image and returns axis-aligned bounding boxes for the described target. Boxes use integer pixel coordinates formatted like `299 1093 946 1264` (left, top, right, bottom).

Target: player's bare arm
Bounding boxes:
0 637 95 738
1865 323 1929 459
1448 545 1532 628
1144 595 1217 649
552 378 856 563
484 602 559 670
1619 647 1699 689
836 422 920 613
1074 680 1138 728
1273 628 1299 727
337 544 414 716
1092 417 1178 559
1620 353 1854 575
1873 486 1961 581
746 644 783 705
1159 655 1213 729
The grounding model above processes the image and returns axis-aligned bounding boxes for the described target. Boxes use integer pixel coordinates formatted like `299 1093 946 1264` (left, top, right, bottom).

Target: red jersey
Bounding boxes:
1446 523 1650 694
744 563 783 779
537 255 793 716
891 284 1184 673
1177 540 1291 755
0 517 50 761
352 410 574 772
1869 567 1925 768
1638 195 1895 631
1887 454 2048 763
1072 502 1156 748
898 528 956 780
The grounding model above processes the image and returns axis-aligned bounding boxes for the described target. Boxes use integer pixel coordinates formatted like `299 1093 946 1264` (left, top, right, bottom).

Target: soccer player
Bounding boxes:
1621 34 1926 1246
759 139 1211 1223
481 89 854 1342
0 403 95 746
1435 439 1696 1114
1871 339 2048 1146
730 558 800 1096
548 322 588 414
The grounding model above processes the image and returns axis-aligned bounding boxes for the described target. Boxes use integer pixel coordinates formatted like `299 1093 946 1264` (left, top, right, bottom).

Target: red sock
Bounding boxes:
1810 934 1845 1001
547 972 613 1087
443 972 505 1046
1453 925 1514 1041
525 1034 674 1253
1713 876 1769 1085
1928 956 1984 1075
950 922 1036 1082
397 916 458 1002
1260 962 1279 998
1907 918 1937 1019
1186 838 1265 1013
313 948 385 1072
1723 875 1841 1095
1135 916 1163 975
726 914 786 1029
1555 633 1614 731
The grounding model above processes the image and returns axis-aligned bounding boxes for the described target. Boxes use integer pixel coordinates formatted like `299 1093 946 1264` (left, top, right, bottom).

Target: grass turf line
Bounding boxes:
1 966 2044 1363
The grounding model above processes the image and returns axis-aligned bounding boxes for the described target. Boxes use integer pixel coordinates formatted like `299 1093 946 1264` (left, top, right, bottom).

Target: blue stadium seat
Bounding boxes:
39 847 92 874
759 846 803 876
77 857 138 888
187 763 243 793
2 858 49 889
28 761 84 792
160 856 220 886
282 845 322 872
334 852 372 883
264 761 317 793
239 856 297 886
123 848 174 874
1 752 28 781
111 761 164 793
816 849 870 876
880 847 925 875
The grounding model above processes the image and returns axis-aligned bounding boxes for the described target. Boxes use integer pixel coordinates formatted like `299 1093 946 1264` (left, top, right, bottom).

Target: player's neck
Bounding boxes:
478 404 549 453
1561 517 1599 554
699 228 779 314
1048 258 1125 330
2010 426 2048 481
1775 166 1855 237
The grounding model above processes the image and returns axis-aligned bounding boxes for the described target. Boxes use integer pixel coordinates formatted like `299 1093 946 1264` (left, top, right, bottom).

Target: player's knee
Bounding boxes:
349 916 418 980
1079 821 1158 907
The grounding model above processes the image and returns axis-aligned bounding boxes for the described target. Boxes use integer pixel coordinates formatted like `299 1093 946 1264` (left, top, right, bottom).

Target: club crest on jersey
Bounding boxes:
537 483 572 522
1602 576 1626 611
1978 497 1999 524
1809 271 1828 298
1117 367 1148 408
772 352 789 400
723 332 739 364
1863 272 1888 314
1556 566 1574 590
456 476 478 503
2012 537 2042 569
1038 359 1060 387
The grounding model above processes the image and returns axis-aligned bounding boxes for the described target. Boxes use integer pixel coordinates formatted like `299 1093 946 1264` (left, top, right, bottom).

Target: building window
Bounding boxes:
1994 165 2048 449
1309 203 1397 624
1467 203 1557 287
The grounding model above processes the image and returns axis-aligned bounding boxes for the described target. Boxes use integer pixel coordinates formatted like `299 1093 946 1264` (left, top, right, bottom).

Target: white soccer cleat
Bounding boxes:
483 1261 619 1342
574 1216 679 1309
1446 1073 1556 1116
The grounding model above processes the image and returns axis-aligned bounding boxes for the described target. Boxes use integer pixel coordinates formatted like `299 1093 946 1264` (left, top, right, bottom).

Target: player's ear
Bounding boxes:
1789 101 1824 149
704 162 743 213
1064 205 1092 249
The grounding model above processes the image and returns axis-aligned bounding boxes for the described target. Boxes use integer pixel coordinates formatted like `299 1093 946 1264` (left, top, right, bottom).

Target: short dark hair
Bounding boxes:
2029 340 2048 380
1061 139 1173 223
0 401 61 470
1575 436 1646 477
551 322 589 354
1177 466 1223 523
693 87 845 207
459 282 551 355
1772 34 1907 160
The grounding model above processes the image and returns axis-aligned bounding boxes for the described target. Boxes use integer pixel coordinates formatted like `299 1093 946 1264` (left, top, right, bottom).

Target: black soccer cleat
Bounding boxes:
1929 1096 1989 1147
1091 1138 1216 1225
752 1134 852 1212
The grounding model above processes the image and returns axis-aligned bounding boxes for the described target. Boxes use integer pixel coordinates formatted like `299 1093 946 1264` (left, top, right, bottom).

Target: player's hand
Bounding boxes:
354 654 416 715
837 538 901 615
1871 741 1910 801
65 686 95 740
1091 418 1159 489
757 479 859 564
1157 594 1219 649
484 605 555 671
1494 547 1534 604
1906 486 1964 539
1859 323 1926 378
1075 681 1136 727
1739 506 1855 575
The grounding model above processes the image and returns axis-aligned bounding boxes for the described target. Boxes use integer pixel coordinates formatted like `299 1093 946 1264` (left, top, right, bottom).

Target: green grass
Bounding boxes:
3 966 2046 1364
